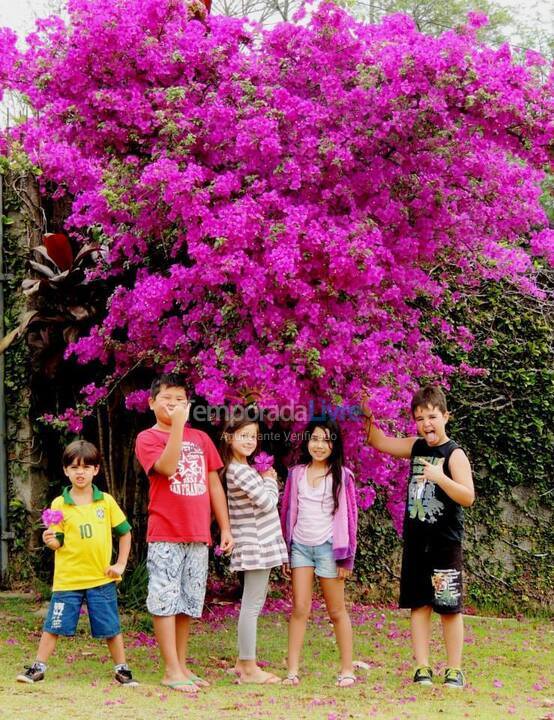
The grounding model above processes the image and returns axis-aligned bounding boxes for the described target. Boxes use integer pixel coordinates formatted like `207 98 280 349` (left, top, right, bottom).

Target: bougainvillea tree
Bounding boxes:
1 0 553 528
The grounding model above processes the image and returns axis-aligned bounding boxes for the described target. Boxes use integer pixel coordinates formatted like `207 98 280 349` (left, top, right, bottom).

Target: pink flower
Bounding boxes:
253 452 274 473
124 389 151 412
41 509 64 527
466 11 489 29
214 545 224 557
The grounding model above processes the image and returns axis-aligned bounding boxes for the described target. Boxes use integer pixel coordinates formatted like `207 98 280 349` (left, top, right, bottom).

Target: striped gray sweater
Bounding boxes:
226 461 288 571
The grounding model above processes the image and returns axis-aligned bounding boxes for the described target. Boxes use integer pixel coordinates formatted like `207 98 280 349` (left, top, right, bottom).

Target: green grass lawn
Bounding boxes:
0 592 552 720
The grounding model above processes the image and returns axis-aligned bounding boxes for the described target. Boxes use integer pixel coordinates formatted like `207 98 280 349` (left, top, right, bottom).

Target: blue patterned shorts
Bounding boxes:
43 582 120 638
146 542 209 618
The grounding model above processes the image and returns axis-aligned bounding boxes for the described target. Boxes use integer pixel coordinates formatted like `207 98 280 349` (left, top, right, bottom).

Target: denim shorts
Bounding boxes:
147 542 209 618
43 582 121 638
290 540 338 578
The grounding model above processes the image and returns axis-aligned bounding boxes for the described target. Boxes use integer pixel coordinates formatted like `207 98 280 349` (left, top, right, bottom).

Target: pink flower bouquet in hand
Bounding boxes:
41 509 64 527
253 452 274 473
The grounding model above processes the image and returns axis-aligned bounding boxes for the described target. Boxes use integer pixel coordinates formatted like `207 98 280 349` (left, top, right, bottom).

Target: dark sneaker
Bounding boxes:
114 667 139 686
16 663 45 684
444 667 465 688
413 666 433 686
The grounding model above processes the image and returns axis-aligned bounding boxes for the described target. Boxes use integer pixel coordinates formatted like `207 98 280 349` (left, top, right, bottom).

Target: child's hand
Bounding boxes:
42 529 61 550
106 562 126 579
261 468 277 481
337 566 351 580
219 530 234 555
422 459 445 484
165 401 190 424
282 563 291 579
360 386 374 420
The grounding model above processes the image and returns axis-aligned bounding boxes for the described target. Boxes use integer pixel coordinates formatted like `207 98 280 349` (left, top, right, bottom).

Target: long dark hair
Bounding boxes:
219 408 261 481
298 417 344 514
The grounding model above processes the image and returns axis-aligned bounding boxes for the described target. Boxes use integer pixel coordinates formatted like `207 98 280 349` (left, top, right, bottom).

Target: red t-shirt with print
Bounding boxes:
135 426 223 543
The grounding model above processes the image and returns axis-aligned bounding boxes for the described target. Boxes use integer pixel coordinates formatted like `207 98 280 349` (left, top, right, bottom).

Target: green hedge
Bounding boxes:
353 272 553 616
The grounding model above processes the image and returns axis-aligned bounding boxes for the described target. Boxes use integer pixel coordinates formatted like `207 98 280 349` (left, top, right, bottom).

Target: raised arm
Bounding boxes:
153 404 188 476
233 465 278 513
366 420 417 458
361 392 416 458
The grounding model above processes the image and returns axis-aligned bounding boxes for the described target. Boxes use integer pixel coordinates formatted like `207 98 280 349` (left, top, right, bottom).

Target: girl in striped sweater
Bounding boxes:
221 413 288 684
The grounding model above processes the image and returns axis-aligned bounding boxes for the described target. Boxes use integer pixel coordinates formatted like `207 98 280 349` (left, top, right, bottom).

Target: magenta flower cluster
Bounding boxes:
253 452 275 473
1 0 552 529
41 509 64 527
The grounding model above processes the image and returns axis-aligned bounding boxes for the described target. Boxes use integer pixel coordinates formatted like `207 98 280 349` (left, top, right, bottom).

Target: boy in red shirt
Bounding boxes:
135 373 233 692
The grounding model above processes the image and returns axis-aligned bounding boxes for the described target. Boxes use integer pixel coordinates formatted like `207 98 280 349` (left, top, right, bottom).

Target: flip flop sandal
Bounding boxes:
282 673 300 686
161 679 199 693
336 674 356 688
188 673 210 687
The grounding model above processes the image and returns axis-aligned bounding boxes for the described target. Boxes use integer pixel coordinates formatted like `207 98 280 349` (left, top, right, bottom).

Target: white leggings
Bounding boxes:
237 568 271 660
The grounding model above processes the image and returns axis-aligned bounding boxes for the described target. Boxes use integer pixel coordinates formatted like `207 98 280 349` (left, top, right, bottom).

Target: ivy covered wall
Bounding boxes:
448 278 553 613
355 274 553 615
1 161 49 585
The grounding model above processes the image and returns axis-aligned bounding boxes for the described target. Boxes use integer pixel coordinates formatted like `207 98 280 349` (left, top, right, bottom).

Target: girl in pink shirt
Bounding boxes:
280 417 358 687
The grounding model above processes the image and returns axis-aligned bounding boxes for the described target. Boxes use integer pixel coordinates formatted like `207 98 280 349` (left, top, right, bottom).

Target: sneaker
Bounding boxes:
16 663 45 684
444 667 465 688
114 667 139 686
413 666 433 686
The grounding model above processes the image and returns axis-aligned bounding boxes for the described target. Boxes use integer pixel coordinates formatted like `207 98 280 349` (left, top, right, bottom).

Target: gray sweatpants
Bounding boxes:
237 568 272 660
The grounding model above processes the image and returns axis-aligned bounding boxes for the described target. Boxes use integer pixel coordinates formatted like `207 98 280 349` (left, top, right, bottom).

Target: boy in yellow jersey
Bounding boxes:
16 440 139 686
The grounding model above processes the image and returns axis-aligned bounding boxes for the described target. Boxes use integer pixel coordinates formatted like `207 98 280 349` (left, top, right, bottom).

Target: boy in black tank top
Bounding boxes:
362 385 475 689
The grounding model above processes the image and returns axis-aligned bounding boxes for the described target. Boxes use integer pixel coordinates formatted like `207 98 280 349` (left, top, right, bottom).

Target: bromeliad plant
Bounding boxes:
1 233 107 378
0 0 553 528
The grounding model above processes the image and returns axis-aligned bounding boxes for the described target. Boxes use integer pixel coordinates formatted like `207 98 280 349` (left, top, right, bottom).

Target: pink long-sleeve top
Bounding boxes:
280 464 358 570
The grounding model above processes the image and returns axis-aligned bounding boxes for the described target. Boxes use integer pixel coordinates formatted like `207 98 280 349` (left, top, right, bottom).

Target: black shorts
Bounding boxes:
399 539 463 614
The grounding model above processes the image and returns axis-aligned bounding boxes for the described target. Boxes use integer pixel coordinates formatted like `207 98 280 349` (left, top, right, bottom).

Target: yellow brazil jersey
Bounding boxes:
48 486 131 592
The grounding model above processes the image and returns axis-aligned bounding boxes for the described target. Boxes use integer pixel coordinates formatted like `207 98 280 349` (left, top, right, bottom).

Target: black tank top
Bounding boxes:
403 438 464 544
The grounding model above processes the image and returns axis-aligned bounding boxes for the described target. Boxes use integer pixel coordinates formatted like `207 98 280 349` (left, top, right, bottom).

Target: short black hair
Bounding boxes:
62 440 101 467
150 373 188 399
411 385 448 416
